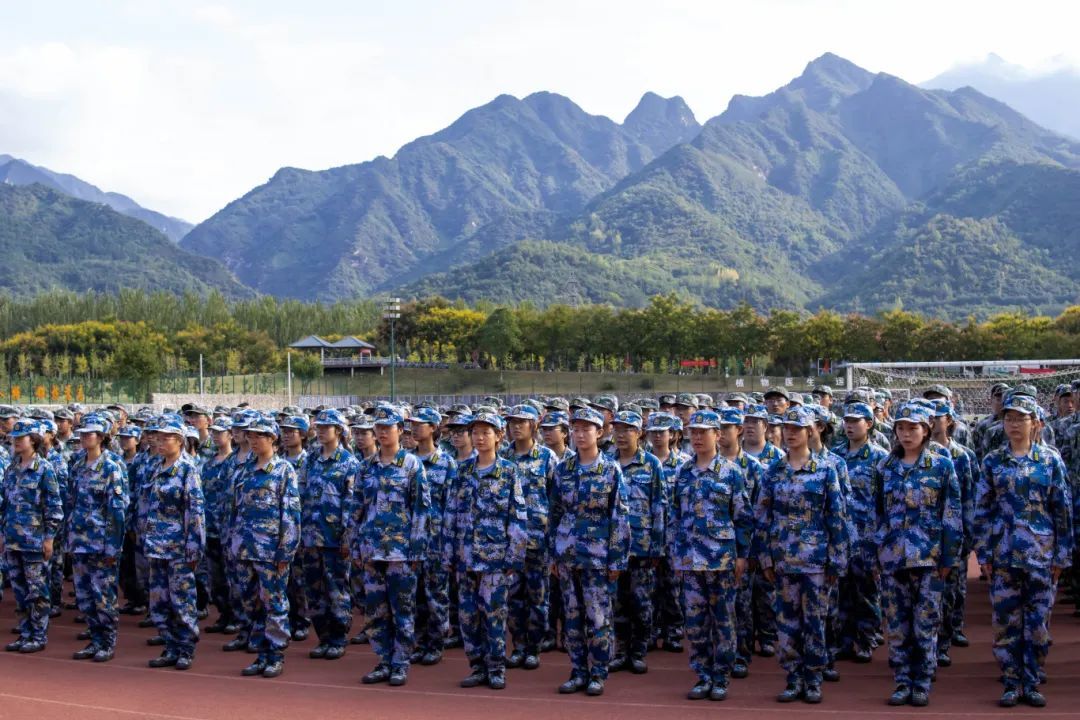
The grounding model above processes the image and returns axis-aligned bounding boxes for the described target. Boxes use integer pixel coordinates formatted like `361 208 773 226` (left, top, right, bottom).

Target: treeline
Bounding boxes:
3 290 1080 382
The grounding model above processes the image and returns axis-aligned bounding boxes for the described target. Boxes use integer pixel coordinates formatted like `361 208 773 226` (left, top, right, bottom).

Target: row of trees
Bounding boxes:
4 291 1080 382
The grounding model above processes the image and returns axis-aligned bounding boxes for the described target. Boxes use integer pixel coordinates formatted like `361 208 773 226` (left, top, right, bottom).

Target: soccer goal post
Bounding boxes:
842 359 1080 417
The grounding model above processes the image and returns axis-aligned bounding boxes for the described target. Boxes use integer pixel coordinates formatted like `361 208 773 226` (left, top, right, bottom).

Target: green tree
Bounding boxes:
475 308 523 368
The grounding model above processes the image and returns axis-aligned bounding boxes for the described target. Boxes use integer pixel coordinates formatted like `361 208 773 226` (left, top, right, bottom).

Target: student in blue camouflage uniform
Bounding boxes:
608 410 665 674
976 394 1074 708
755 406 848 705
298 410 357 660
278 415 311 641
446 412 528 690
222 411 257 652
349 406 431 687
875 403 962 707
234 417 301 678
973 384 1009 462
409 407 457 665
671 409 754 701
929 400 977 665
550 407 631 697
2 420 63 653
68 415 128 662
712 407 765 680
834 402 887 662
539 410 572 651
201 418 239 635
184 404 217 466
646 412 689 653
501 404 557 670
33 416 70 619
742 404 784 659
119 424 154 617
143 416 206 671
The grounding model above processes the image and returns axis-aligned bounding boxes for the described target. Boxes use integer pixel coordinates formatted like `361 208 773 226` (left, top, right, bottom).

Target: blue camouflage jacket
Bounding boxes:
837 441 888 554
348 449 430 562
500 443 557 556
419 447 458 559
141 455 205 563
67 452 128 556
0 455 64 553
549 452 631 571
874 447 963 573
617 448 666 558
299 445 358 549
934 440 977 551
975 443 1073 572
232 455 301 564
199 453 233 539
754 455 848 574
668 453 753 572
443 456 528 572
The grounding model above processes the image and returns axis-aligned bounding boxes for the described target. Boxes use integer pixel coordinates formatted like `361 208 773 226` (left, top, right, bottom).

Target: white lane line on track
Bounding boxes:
0 693 212 720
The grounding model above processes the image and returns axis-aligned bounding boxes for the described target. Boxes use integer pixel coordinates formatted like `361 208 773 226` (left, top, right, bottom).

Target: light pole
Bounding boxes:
384 297 401 402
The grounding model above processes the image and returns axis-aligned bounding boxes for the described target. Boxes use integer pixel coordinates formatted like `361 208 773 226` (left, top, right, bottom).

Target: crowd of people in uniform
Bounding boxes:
0 379 1077 708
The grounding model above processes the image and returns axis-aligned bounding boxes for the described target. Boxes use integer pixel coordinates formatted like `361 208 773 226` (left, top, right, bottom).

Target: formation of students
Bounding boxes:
0 381 1076 708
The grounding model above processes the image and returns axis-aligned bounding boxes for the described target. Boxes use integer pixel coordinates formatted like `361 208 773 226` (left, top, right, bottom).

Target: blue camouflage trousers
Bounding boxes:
682 570 737 684
416 561 450 654
508 551 549 656
301 547 351 648
149 558 200 658
752 570 777 647
615 558 655 660
239 560 291 664
224 546 251 640
47 540 66 607
735 569 754 663
288 554 310 633
558 565 615 681
838 550 881 655
5 550 50 643
202 537 234 623
939 560 968 654
990 566 1056 691
459 570 510 673
73 554 120 650
880 568 944 693
775 572 829 687
363 560 418 672
653 558 683 644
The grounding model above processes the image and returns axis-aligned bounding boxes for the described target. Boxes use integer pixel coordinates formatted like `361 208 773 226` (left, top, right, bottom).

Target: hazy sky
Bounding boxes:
2 0 1078 222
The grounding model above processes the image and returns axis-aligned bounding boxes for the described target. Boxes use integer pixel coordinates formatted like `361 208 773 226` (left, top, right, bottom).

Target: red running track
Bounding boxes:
2 564 1080 720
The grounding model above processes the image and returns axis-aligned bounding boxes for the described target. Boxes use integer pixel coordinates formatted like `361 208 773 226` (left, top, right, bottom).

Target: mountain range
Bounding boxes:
4 52 1080 319
0 154 192 242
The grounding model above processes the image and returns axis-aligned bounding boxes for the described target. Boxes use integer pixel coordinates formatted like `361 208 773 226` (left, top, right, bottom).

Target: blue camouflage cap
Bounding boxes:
373 406 405 426
644 412 680 432
612 410 643 429
843 402 875 422
894 402 932 426
247 416 280 437
409 407 442 426
807 404 831 426
687 409 722 429
718 408 744 426
1002 394 1039 416
8 418 39 438
76 415 109 435
781 406 814 427
505 404 540 422
929 399 954 418
468 412 505 431
117 424 142 439
209 417 233 432
744 403 769 420
156 416 187 436
39 419 57 434
767 413 784 426
570 407 605 428
539 411 570 428
280 415 311 432
314 408 349 431
446 413 472 428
